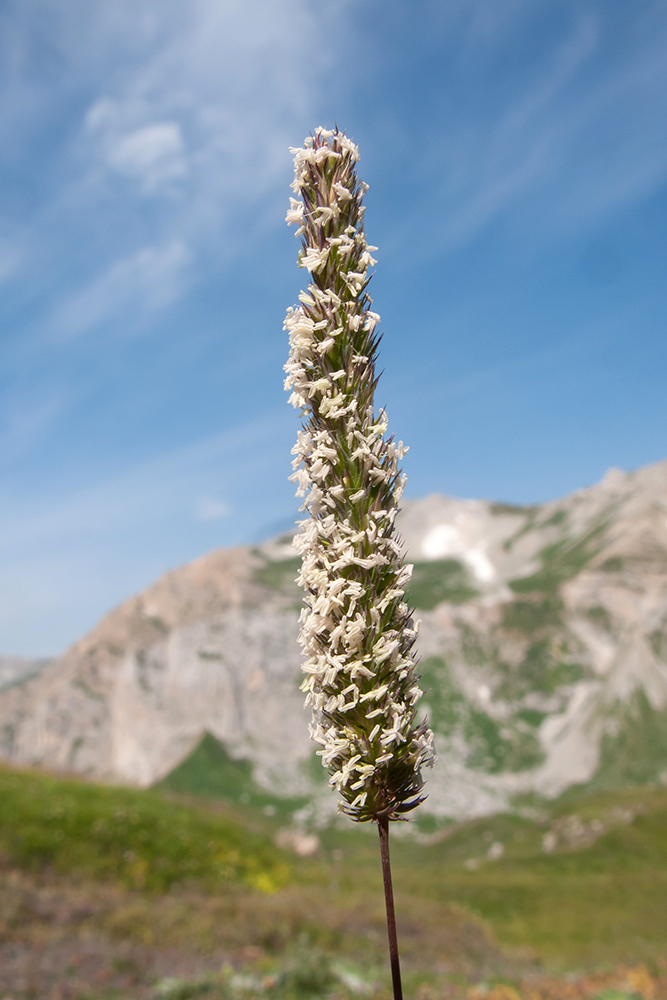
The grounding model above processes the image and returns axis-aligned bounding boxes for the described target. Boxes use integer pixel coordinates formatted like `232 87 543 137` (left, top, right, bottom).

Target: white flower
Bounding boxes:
332 182 353 203
301 246 330 273
285 198 305 228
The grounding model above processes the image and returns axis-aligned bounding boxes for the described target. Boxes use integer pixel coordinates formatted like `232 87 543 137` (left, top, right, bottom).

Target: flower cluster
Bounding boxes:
284 128 435 823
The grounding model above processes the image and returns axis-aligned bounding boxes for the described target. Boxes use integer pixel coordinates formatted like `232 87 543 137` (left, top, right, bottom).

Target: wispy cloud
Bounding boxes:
70 0 345 227
195 496 231 522
87 105 187 192
0 240 23 284
388 3 667 257
0 412 291 553
47 239 192 340
440 16 599 242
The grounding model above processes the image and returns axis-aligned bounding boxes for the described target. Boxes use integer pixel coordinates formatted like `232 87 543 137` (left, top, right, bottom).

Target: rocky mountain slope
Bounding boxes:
2 460 667 820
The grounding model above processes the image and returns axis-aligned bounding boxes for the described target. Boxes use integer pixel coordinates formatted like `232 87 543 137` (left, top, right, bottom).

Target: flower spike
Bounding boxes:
284 128 435 824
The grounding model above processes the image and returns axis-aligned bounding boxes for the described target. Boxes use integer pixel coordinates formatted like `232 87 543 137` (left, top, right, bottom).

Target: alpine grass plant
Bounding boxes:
284 127 435 1000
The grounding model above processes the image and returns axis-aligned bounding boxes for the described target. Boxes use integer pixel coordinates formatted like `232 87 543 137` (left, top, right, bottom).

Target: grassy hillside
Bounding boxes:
2 761 667 998
155 732 311 820
0 762 503 999
0 762 289 893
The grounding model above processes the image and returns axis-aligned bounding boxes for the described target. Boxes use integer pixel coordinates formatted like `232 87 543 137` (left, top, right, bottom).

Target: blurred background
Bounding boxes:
1 0 666 655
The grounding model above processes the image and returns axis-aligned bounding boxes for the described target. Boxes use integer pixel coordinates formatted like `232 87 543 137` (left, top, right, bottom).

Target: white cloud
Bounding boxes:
195 496 231 521
87 98 187 191
97 117 186 190
110 122 184 176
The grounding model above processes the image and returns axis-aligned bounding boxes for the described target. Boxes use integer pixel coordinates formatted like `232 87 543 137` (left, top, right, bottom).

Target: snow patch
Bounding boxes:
422 524 459 559
421 524 496 582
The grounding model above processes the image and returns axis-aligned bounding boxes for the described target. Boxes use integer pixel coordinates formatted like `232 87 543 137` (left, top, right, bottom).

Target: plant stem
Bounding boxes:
378 816 403 1000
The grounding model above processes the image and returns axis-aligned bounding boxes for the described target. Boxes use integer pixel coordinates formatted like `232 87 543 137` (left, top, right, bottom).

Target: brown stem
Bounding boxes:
378 815 403 1000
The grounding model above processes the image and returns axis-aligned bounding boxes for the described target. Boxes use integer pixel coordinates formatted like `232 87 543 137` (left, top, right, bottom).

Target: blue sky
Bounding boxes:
2 0 666 655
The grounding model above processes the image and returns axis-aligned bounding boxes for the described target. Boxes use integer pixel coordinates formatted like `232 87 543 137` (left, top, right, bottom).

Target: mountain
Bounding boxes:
2 460 667 821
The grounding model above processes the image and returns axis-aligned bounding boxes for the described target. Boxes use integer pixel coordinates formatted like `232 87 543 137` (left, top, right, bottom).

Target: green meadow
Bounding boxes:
2 743 667 1000
0 760 289 895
